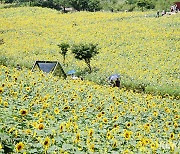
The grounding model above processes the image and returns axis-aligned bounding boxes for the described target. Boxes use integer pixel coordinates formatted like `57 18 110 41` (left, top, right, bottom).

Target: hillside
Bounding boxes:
0 6 180 153
0 7 180 96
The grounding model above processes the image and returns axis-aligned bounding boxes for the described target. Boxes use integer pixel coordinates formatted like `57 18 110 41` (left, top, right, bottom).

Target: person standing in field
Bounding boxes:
115 78 120 88
156 10 160 17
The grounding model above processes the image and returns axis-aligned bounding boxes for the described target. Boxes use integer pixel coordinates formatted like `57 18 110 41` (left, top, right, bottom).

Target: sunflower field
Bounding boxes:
0 65 179 153
0 6 180 153
0 7 180 96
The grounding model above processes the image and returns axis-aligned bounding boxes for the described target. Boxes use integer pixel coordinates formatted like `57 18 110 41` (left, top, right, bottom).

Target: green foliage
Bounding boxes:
4 0 13 3
53 0 71 12
145 1 155 9
71 43 99 73
87 0 102 11
58 43 70 64
0 131 13 153
0 0 177 11
136 0 161 11
33 0 56 9
137 0 149 11
125 0 137 4
154 0 174 11
119 3 136 11
55 0 69 12
101 0 118 12
68 0 101 11
69 0 88 11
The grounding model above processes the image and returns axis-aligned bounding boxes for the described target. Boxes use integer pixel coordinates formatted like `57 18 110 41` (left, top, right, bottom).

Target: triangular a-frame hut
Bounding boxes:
31 61 67 79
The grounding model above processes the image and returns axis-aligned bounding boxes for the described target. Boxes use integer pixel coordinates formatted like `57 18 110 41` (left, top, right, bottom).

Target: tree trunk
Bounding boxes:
85 59 92 73
63 55 66 65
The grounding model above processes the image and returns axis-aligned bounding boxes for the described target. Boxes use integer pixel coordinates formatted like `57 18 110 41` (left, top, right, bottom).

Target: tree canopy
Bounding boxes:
71 43 99 73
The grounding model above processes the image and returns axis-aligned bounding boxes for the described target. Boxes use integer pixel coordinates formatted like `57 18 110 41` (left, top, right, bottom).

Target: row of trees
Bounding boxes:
2 0 176 12
2 0 102 12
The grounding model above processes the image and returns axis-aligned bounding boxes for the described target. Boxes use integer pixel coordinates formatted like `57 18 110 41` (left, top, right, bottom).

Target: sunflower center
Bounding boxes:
17 145 22 150
44 141 48 145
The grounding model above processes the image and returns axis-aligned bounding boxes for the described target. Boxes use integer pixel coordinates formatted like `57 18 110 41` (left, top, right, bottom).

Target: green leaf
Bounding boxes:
62 143 74 150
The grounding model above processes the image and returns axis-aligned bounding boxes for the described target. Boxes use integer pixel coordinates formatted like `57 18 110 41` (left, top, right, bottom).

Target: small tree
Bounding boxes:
58 43 70 65
71 43 99 73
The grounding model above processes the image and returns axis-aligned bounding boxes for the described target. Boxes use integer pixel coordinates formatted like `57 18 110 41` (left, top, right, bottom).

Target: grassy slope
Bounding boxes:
0 7 180 96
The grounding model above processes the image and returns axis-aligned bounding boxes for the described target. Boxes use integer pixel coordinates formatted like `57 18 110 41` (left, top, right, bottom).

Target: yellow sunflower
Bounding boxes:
0 87 3 93
103 117 108 123
20 109 28 116
26 87 30 92
144 123 150 132
63 106 70 111
124 130 132 140
153 111 158 117
122 149 130 154
38 123 45 130
113 115 118 121
88 128 94 137
76 132 81 142
88 143 95 152
54 107 60 115
112 139 117 148
59 123 64 133
170 133 175 140
15 142 24 152
97 113 102 118
43 137 50 148
0 143 2 149
4 101 8 107
150 141 158 150
126 122 132 128
106 131 112 140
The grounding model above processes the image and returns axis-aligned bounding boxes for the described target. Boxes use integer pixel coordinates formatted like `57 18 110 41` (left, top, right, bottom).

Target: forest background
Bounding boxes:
0 0 177 12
